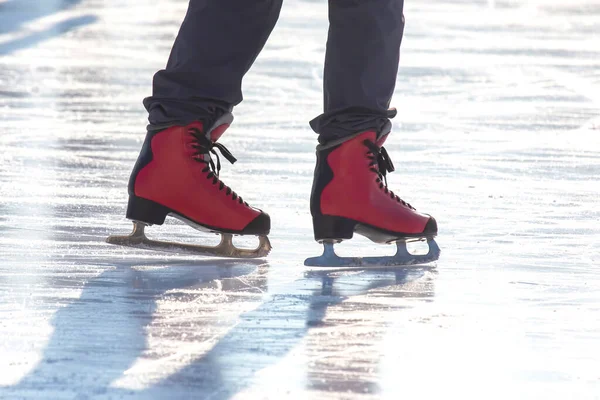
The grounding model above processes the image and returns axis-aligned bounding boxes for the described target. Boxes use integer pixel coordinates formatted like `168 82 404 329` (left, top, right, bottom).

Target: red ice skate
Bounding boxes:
106 113 271 258
305 130 440 267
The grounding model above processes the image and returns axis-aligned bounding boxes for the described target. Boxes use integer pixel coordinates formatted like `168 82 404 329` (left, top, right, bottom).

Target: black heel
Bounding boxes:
126 195 170 225
313 215 356 242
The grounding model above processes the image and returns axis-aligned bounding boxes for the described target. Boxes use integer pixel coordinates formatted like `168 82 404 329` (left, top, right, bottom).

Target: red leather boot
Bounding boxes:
108 113 271 258
306 130 439 266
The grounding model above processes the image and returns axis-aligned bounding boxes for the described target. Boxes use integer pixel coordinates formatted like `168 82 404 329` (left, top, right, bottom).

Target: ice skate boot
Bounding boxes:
305 129 440 267
107 113 271 258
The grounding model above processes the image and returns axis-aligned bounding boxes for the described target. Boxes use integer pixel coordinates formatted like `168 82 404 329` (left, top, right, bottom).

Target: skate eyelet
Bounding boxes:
188 128 248 207
364 139 415 211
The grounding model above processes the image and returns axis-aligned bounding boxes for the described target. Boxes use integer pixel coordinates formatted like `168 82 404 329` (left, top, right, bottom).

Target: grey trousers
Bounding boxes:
143 0 405 144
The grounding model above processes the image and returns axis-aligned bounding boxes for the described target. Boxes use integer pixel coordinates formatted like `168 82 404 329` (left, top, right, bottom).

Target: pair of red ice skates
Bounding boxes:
107 114 440 267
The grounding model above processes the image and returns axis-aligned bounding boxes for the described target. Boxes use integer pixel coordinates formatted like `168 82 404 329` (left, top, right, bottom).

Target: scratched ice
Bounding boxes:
0 0 599 399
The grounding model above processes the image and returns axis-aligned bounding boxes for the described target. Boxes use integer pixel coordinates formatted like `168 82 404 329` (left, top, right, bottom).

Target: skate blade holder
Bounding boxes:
106 221 271 258
304 238 440 268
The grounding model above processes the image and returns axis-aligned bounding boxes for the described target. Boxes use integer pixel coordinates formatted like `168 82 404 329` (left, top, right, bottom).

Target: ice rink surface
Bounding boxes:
0 0 599 398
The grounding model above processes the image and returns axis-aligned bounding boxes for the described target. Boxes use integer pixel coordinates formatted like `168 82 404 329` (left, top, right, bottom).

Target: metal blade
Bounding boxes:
304 239 440 267
106 222 271 258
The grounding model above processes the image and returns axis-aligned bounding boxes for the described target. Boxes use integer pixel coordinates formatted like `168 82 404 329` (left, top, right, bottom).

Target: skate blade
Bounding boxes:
304 238 440 268
106 222 271 258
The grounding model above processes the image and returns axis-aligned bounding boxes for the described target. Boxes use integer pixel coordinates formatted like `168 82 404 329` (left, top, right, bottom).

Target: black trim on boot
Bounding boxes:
313 215 438 244
423 216 438 236
128 130 160 196
126 195 170 225
312 215 356 241
126 193 271 236
309 145 337 221
243 212 271 236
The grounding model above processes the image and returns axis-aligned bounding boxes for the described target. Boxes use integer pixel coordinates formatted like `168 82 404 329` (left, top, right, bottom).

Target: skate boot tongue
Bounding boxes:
376 133 389 147
206 112 234 142
375 108 396 146
209 123 230 142
187 128 246 206
184 113 234 165
188 129 237 173
363 137 414 210
364 139 395 177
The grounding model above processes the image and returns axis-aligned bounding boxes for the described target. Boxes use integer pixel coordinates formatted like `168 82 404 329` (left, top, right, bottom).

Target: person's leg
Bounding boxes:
310 0 405 144
306 1 440 266
144 0 284 130
114 0 283 257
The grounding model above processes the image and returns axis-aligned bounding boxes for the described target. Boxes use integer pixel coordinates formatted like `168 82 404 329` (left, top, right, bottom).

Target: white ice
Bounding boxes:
0 0 599 399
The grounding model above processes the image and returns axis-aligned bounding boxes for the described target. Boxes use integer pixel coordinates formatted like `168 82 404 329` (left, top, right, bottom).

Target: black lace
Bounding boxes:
188 128 247 206
363 139 415 210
